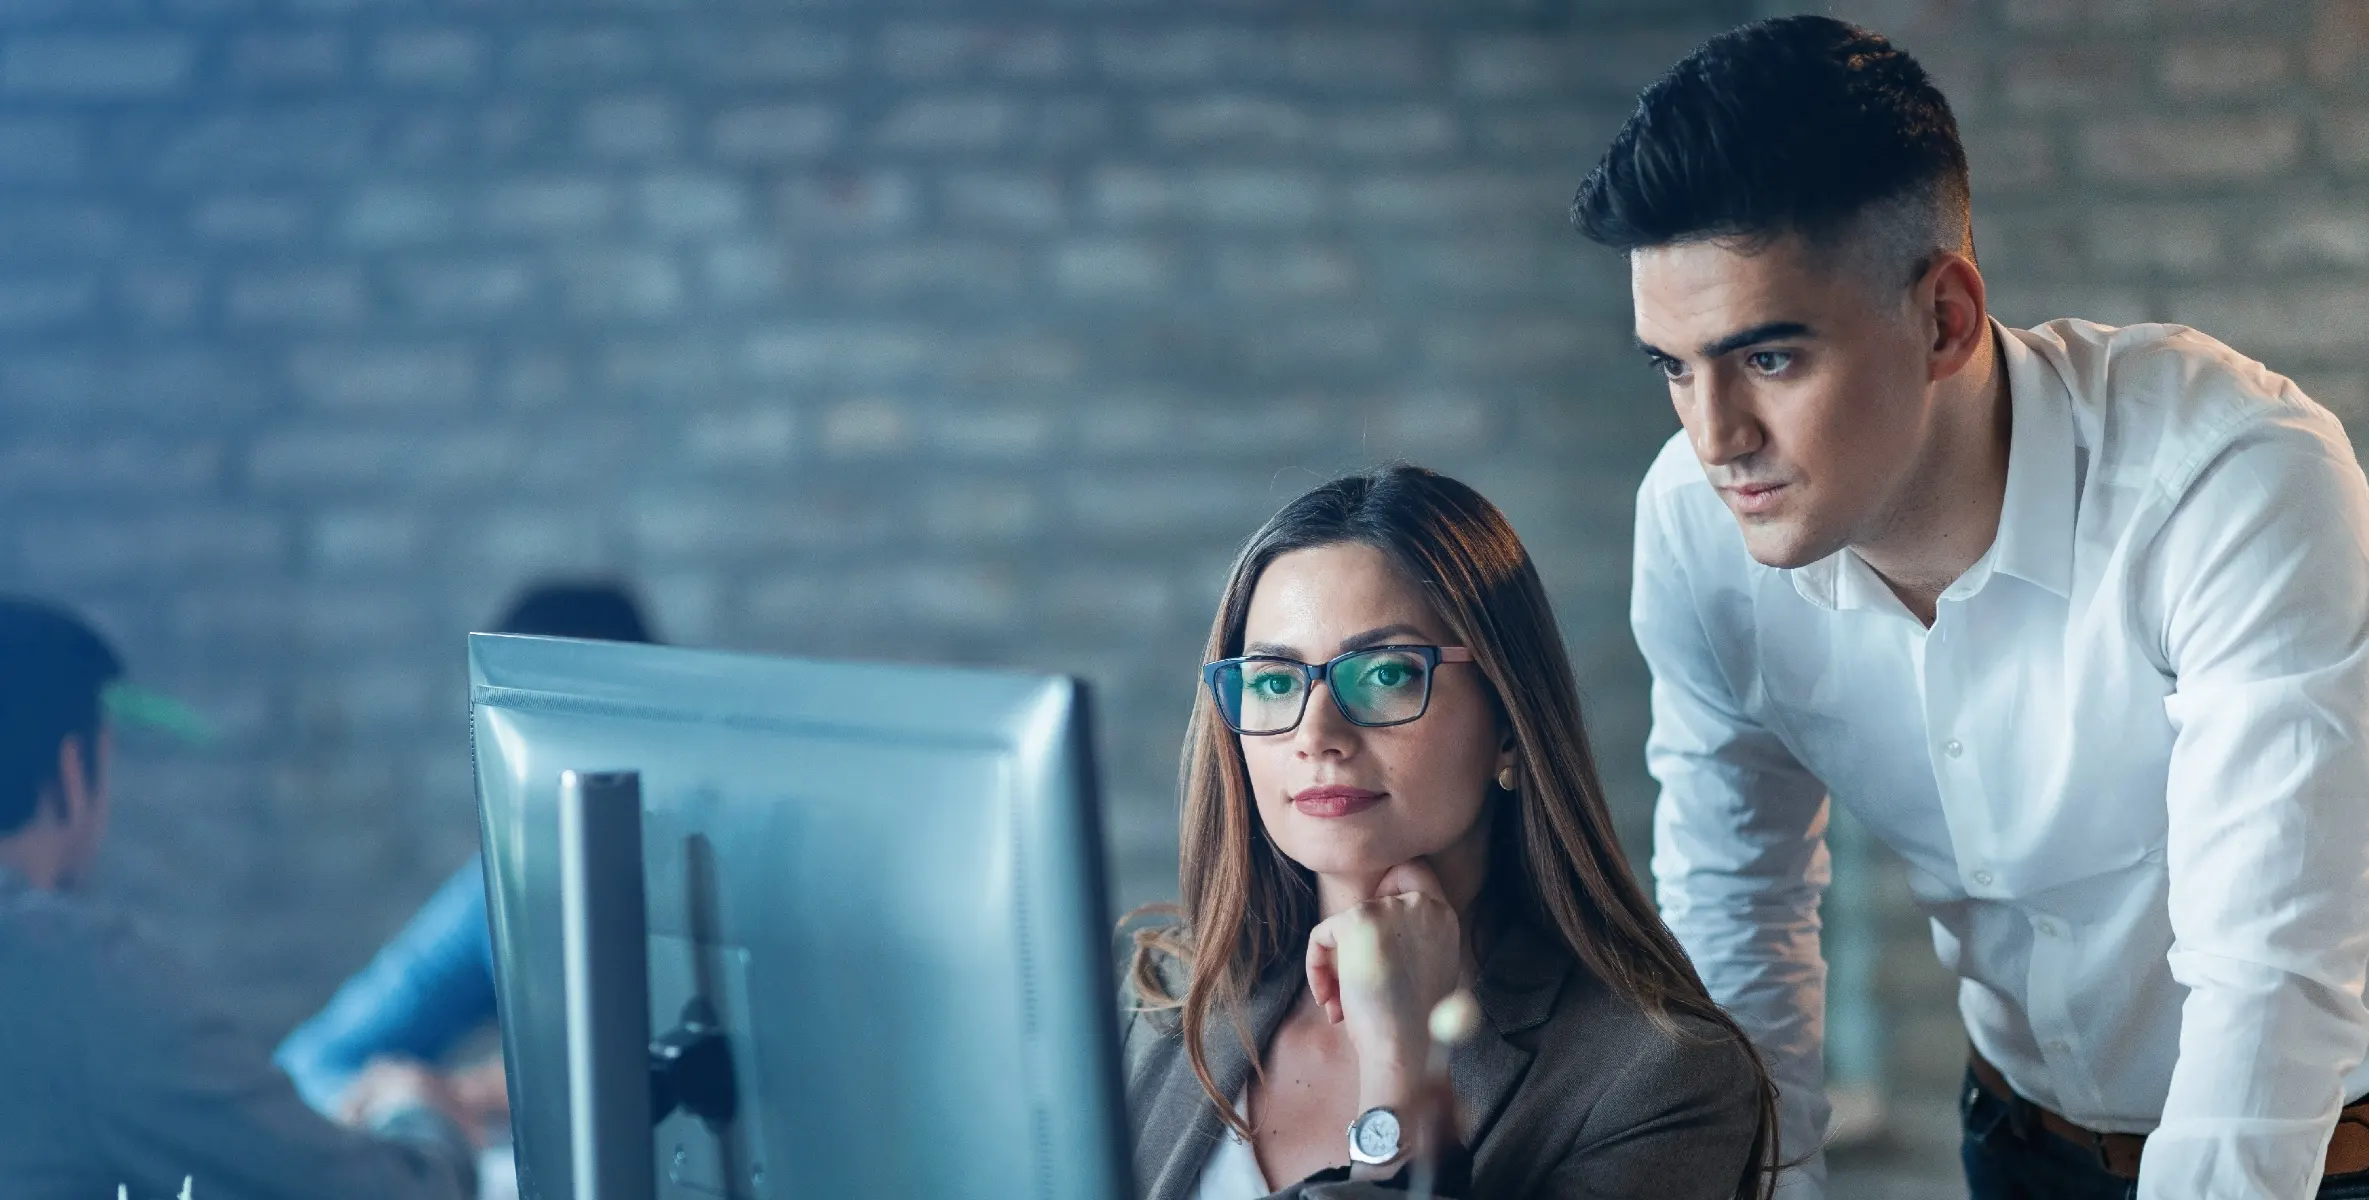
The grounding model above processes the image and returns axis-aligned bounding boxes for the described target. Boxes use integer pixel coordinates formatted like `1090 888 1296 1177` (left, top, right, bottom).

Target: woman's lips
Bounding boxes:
1291 785 1384 818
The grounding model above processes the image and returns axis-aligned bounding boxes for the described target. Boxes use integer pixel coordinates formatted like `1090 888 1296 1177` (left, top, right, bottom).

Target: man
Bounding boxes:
1577 16 2369 1200
0 596 477 1199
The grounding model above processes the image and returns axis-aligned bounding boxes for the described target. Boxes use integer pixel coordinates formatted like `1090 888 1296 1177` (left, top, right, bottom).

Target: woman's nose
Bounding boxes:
1291 680 1357 757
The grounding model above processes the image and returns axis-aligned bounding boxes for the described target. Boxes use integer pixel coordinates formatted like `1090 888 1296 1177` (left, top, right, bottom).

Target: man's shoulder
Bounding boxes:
1638 429 1710 503
0 887 199 1027
2012 318 2349 488
0 885 132 977
1635 431 1741 547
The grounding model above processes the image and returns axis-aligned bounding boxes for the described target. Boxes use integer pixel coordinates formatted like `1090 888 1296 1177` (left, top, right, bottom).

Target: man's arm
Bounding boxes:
2141 425 2369 1199
85 918 476 1200
1633 484 1834 1196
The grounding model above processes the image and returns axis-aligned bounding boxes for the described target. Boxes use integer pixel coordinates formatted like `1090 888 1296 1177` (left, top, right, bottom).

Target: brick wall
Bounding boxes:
0 0 1745 1036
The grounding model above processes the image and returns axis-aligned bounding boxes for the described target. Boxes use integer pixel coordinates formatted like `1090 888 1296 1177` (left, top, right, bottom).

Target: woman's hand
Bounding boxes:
1304 859 1465 1109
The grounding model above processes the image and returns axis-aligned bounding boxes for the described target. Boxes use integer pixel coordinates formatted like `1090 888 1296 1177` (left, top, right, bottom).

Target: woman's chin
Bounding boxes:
1271 827 1413 881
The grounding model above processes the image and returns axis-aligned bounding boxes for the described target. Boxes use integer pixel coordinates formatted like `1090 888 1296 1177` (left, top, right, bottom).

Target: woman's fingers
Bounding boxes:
1375 857 1449 904
1306 918 1342 1023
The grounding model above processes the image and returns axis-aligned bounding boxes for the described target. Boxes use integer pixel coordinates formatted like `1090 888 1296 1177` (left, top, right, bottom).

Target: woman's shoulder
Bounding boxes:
1517 964 1763 1162
1535 962 1758 1088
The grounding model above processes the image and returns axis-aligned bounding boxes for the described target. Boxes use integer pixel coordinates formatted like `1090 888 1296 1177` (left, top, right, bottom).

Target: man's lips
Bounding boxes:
1721 482 1789 516
1291 785 1384 818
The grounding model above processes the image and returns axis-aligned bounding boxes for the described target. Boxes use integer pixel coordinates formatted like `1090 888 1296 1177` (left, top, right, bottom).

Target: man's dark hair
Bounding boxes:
0 598 123 835
495 580 657 644
1572 15 1971 276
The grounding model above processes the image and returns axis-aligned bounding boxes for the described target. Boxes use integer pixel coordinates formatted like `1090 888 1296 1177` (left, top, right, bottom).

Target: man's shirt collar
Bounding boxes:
1789 318 2078 613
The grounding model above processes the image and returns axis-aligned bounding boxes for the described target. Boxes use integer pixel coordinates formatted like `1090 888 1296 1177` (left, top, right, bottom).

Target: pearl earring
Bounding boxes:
1496 765 1519 792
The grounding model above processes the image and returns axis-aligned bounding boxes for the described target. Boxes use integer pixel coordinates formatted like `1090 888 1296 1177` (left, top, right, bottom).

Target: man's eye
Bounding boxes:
1654 358 1689 381
1744 350 1793 376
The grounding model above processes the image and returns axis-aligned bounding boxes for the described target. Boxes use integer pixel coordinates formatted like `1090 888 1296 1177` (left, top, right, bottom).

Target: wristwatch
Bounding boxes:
1347 1106 1404 1166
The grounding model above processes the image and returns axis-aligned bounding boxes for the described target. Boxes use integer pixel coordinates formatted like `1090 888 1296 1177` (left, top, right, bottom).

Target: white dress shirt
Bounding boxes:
1635 319 2369 1199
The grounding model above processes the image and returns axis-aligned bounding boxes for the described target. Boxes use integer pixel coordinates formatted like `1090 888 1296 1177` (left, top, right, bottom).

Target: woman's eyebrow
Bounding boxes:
1338 624 1427 652
1242 623 1429 659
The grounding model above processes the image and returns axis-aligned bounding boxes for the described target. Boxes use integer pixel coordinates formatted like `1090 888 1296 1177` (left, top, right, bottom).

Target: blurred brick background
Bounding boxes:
0 1 2362 1191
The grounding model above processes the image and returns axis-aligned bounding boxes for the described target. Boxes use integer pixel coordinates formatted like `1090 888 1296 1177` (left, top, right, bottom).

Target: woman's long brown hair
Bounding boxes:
1127 463 1778 1200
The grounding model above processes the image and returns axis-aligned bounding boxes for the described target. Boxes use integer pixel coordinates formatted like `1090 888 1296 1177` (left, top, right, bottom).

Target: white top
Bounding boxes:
1636 319 2369 1200
1193 1089 1270 1200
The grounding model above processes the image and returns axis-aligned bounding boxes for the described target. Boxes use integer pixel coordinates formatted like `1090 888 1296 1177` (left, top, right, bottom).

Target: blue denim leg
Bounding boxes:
1960 1068 2136 1200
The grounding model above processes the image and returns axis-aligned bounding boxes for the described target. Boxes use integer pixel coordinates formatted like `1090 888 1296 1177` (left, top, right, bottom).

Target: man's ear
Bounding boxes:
50 733 92 827
1923 252 1989 382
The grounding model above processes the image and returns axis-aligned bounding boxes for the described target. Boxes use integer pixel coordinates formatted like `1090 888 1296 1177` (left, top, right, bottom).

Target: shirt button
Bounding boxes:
1943 739 1964 759
2036 919 2058 937
2047 1040 2069 1054
1971 869 1994 887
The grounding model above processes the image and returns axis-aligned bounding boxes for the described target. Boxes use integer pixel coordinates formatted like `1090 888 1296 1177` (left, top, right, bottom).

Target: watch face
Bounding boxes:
1353 1108 1401 1159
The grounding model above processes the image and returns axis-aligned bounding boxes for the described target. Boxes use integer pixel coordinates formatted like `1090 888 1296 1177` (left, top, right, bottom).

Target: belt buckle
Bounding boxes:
2087 1130 2117 1174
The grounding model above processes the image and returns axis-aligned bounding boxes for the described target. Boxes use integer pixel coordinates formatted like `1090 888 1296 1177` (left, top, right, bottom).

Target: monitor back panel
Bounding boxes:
469 634 1128 1200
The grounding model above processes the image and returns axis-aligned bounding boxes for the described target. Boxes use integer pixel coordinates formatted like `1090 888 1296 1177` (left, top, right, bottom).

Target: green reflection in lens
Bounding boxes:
1333 649 1428 724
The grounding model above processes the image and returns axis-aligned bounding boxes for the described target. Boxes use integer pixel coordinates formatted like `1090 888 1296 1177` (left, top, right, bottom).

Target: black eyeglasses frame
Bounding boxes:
1199 644 1476 736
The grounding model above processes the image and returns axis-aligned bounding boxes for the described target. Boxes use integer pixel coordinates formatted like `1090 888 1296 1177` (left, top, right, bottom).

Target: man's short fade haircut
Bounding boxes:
1571 15 1972 282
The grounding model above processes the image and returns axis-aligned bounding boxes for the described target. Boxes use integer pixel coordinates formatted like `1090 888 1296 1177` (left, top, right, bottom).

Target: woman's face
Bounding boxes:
1235 541 1509 882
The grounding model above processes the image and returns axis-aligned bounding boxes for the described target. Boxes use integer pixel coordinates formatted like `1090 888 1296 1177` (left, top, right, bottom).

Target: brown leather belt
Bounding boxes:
1970 1052 2369 1180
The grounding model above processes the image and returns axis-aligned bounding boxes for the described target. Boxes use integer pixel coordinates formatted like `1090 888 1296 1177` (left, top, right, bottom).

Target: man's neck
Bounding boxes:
1854 328 2014 626
0 829 67 891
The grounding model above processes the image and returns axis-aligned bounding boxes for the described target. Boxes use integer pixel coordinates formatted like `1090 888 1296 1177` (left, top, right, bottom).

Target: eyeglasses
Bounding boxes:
1202 645 1475 736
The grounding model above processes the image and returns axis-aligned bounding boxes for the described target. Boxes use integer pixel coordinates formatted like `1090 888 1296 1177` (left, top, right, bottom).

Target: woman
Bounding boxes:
275 580 658 1140
1124 465 1776 1199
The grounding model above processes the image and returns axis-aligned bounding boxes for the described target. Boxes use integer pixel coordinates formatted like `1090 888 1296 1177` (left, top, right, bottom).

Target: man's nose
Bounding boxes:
1685 375 1763 467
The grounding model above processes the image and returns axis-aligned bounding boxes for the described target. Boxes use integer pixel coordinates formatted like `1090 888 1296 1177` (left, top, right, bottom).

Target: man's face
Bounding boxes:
1631 234 1938 569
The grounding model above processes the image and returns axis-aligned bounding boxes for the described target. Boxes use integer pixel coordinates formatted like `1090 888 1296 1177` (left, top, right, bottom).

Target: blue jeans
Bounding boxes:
1961 1068 2369 1199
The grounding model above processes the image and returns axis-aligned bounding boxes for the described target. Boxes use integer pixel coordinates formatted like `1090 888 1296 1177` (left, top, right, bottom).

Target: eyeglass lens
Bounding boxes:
1214 647 1435 734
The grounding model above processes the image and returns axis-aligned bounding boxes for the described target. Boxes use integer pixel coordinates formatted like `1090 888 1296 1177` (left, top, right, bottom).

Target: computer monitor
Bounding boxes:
468 633 1133 1200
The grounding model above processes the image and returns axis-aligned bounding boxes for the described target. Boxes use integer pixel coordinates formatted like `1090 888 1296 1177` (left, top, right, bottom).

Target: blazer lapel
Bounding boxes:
1143 969 1302 1200
1449 920 1571 1145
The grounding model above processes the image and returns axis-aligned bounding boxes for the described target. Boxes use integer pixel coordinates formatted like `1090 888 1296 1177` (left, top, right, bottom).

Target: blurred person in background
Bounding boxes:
275 581 657 1144
1579 16 2369 1200
0 596 476 1200
1123 465 1777 1199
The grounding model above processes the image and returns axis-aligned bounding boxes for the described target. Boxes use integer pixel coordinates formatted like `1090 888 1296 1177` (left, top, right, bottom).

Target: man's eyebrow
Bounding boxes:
1700 320 1813 359
1635 338 1676 362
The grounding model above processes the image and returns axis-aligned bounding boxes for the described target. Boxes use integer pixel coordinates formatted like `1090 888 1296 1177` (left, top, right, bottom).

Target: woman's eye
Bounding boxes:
1744 350 1793 376
1362 662 1419 689
1249 673 1296 697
